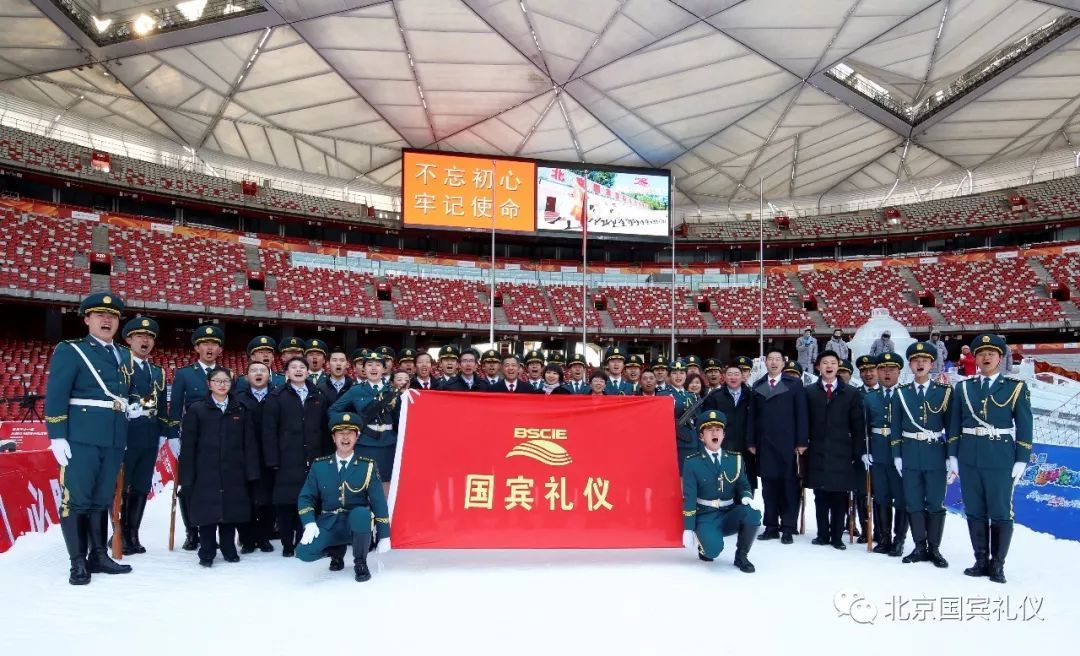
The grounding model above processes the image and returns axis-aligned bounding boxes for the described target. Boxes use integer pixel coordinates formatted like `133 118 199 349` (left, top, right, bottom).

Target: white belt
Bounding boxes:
962 426 1014 439
902 430 944 441
70 398 125 411
365 424 393 432
870 427 891 436
696 498 733 509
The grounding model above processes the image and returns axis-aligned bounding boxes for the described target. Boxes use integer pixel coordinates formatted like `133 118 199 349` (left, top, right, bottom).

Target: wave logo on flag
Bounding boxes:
505 427 572 466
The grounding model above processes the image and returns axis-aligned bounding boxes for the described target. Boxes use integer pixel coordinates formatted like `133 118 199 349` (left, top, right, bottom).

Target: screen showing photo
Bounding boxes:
536 166 670 238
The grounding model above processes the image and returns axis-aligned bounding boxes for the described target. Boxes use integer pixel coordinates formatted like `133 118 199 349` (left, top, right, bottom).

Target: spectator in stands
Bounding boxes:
589 371 610 395
957 345 977 376
540 364 569 395
179 367 260 567
262 357 329 557
825 329 850 361
796 328 818 373
869 330 894 356
928 331 948 374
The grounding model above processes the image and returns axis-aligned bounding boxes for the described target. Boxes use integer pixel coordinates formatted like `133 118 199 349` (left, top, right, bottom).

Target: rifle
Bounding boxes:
168 457 179 551
866 468 873 552
847 493 854 544
796 450 806 535
111 465 124 559
676 392 705 427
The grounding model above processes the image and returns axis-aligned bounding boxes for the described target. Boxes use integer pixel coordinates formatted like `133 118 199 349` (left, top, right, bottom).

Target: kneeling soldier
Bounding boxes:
682 410 761 573
297 412 391 582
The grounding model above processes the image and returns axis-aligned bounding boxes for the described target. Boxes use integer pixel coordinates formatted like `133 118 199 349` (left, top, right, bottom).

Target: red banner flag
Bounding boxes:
389 392 682 549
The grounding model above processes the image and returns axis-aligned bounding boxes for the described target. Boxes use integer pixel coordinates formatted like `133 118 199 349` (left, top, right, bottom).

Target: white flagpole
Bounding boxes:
490 160 497 346
758 177 765 361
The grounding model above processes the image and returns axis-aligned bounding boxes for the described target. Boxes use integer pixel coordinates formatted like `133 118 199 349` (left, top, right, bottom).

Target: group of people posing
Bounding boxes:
42 291 1032 585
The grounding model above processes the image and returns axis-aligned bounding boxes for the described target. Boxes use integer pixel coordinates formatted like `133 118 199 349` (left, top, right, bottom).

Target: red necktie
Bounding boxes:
769 379 776 389
826 383 833 399
509 383 515 392
422 381 428 389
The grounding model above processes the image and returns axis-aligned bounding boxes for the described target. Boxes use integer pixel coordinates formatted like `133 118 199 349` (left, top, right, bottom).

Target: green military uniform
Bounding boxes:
351 348 370 382
603 347 635 395
891 341 953 567
119 317 169 555
44 292 134 584
949 333 1033 583
377 346 396 385
562 352 589 394
864 352 907 555
329 353 400 476
279 336 306 367
306 338 329 386
625 353 645 379
296 413 390 581
659 359 698 471
682 410 760 572
398 348 416 367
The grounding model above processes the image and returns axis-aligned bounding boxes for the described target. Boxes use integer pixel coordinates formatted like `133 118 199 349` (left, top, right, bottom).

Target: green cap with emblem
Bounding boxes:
971 333 1007 357
696 410 727 431
906 341 936 362
79 291 124 316
123 316 158 339
191 324 224 346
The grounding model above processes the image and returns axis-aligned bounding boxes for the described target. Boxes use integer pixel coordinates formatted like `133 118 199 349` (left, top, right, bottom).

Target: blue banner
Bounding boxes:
946 443 1080 541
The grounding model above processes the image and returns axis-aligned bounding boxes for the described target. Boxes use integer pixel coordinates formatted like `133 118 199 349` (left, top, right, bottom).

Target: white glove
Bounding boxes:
168 438 181 457
376 539 392 554
682 529 698 551
947 456 959 476
299 523 319 545
894 457 903 476
861 454 873 470
740 497 753 506
50 438 71 467
158 436 167 451
1011 461 1026 483
125 402 145 419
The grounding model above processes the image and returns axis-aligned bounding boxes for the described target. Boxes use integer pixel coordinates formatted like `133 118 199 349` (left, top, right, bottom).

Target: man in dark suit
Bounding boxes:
749 349 808 544
702 362 756 494
410 352 438 390
489 354 535 393
439 348 487 391
804 351 866 550
317 346 354 405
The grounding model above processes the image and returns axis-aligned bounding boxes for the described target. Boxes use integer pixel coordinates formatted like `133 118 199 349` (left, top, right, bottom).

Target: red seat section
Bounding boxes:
913 258 1062 325
599 285 706 329
0 211 91 295
261 250 380 317
701 275 810 330
800 267 933 328
498 283 551 326
546 284 601 329
388 275 487 323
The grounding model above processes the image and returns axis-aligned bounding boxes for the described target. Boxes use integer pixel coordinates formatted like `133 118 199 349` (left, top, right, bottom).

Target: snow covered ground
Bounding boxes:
2 486 1076 655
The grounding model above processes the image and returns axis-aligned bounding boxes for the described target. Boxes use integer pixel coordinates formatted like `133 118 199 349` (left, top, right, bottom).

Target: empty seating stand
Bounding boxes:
599 285 706 329
914 258 1063 325
389 275 487 323
0 211 91 295
800 267 933 329
701 275 810 330
498 282 551 326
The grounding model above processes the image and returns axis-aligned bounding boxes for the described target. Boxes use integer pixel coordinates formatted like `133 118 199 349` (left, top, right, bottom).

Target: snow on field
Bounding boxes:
2 485 1076 655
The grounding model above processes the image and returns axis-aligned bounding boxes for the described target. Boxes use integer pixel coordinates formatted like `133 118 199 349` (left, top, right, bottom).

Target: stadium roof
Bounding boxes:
2 0 1080 213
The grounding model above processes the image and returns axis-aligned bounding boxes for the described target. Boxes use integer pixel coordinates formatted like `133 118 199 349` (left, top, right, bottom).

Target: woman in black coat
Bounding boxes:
804 351 866 549
262 357 329 557
179 367 261 567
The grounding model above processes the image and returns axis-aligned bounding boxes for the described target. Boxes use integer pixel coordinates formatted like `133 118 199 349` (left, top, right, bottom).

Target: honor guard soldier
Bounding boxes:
681 410 760 573
168 324 226 551
734 355 754 386
524 349 546 390
660 359 699 471
685 355 703 378
398 348 417 375
351 348 370 383
377 346 397 384
119 317 168 556
481 349 503 387
949 334 1032 584
330 352 401 488
865 353 907 556
297 412 391 581
703 358 724 392
652 355 671 391
837 359 854 386
625 354 645 386
782 360 803 385
45 292 135 584
235 336 285 393
436 345 460 385
280 336 306 362
306 338 329 385
564 353 589 393
603 347 635 395
855 354 879 391
892 341 953 568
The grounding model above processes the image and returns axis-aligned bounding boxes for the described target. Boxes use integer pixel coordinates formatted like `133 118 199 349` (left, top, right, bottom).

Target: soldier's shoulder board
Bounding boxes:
313 455 333 463
355 455 375 463
1003 375 1023 384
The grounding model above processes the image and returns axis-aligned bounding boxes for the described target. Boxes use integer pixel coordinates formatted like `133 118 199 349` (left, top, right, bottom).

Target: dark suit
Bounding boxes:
436 375 486 391
317 376 354 406
410 377 437 390
749 376 809 535
562 379 590 394
702 384 756 493
488 378 535 394
805 379 866 543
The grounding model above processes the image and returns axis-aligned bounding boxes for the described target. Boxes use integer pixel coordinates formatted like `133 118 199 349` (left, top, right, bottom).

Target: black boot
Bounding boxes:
353 532 372 582
925 512 948 568
988 522 1013 584
902 511 927 563
327 545 347 571
86 511 132 574
117 490 135 556
179 494 198 551
127 493 148 555
872 505 892 554
888 510 909 557
963 519 990 577
733 522 757 573
61 514 91 585
758 527 779 541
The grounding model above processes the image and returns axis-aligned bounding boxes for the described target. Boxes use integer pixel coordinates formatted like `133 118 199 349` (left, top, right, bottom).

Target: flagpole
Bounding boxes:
670 178 676 360
490 160 497 346
758 177 764 362
581 175 588 366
